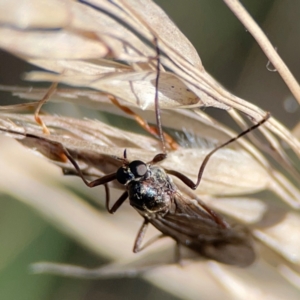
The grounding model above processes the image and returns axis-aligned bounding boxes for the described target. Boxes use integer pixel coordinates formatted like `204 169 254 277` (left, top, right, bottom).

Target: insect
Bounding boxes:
0 110 269 267
63 113 269 267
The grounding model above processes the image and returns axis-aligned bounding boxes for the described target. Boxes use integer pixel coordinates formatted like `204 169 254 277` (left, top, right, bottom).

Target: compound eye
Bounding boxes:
116 167 132 185
129 160 147 177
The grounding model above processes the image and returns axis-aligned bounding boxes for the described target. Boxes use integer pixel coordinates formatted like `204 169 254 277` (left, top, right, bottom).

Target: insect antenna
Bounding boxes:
166 112 271 190
153 37 166 154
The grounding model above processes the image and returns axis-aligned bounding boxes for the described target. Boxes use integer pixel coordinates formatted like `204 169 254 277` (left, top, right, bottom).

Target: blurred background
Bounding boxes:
0 1 299 299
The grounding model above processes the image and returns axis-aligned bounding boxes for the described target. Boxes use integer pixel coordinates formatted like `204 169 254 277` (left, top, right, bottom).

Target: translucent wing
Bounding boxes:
149 192 255 267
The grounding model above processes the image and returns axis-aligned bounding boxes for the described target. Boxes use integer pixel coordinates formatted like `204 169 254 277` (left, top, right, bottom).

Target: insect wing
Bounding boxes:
0 126 123 184
149 192 255 267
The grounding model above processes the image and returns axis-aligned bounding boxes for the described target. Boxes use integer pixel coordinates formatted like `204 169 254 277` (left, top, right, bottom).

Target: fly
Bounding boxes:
58 110 269 267
0 109 269 267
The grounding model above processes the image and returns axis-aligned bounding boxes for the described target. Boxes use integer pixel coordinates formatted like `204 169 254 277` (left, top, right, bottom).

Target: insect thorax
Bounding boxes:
128 165 176 215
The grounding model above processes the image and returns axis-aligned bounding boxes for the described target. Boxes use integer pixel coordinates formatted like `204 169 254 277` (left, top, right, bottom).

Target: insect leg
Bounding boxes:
61 146 117 189
134 225 182 262
59 148 123 212
34 82 58 135
133 219 172 253
0 128 119 209
133 219 149 253
106 190 128 214
166 112 271 190
62 169 125 213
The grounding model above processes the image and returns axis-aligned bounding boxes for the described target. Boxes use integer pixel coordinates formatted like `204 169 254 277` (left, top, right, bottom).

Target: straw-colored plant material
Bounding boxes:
1 110 300 298
0 0 299 156
0 1 300 299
